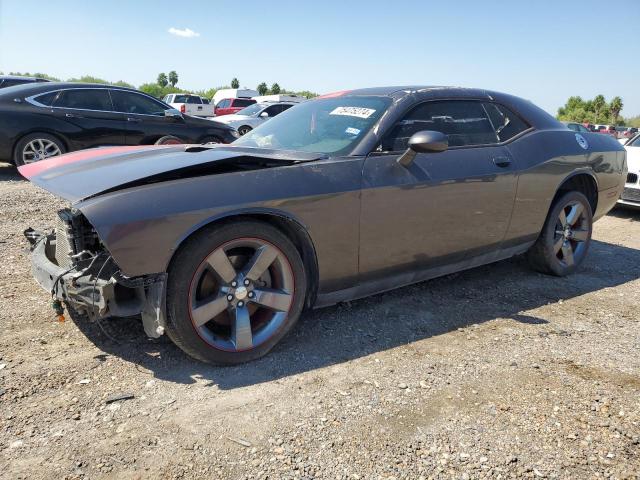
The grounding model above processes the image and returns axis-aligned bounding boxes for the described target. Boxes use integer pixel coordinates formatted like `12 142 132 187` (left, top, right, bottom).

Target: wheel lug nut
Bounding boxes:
227 294 233 301
244 279 250 286
237 301 244 307
231 281 237 288
248 291 254 298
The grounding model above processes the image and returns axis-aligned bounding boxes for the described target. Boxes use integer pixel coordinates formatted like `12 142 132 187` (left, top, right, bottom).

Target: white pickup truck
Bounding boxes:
162 94 215 118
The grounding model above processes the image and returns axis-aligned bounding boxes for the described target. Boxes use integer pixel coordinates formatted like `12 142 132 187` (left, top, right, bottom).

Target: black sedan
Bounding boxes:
20 86 626 364
0 82 238 165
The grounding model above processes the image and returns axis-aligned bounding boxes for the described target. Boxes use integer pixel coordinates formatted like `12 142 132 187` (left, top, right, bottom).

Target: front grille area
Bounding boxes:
621 187 640 204
55 213 74 268
627 173 638 184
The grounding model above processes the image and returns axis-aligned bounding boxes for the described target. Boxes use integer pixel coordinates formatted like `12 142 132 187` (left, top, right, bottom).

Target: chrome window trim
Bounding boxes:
24 87 171 117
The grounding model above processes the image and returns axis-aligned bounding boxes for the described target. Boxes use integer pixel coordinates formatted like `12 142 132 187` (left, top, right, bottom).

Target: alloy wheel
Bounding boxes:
553 200 590 267
188 238 294 351
22 138 62 164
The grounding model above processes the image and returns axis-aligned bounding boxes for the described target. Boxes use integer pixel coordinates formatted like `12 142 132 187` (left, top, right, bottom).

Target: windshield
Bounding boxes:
629 135 640 147
235 103 265 116
233 96 391 155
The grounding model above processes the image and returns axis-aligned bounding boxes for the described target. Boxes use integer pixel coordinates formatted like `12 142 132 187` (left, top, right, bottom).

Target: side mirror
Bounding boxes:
259 111 269 118
397 130 448 167
165 108 183 119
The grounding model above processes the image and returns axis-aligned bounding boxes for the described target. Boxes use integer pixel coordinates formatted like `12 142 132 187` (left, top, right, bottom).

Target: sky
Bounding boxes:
0 0 638 117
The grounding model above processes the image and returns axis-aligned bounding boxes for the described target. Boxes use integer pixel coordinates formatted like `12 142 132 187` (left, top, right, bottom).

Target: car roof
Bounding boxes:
257 101 298 106
0 75 49 81
0 81 146 98
319 85 562 132
329 85 493 99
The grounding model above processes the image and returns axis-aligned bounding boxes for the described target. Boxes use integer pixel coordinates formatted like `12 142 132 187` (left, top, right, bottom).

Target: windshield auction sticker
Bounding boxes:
330 107 376 119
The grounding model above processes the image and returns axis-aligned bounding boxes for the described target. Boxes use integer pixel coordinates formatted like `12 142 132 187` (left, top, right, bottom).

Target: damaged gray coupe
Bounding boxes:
21 86 626 364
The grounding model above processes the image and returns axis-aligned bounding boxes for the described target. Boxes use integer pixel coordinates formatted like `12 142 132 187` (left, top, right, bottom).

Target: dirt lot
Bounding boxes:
0 162 639 480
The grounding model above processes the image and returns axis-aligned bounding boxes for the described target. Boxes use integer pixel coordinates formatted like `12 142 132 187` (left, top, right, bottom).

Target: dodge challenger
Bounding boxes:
20 86 626 364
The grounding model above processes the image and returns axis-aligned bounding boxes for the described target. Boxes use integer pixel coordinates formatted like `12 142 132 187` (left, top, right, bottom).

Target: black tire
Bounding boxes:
527 191 593 276
200 136 222 144
238 126 252 136
13 133 66 166
165 220 307 364
155 135 183 145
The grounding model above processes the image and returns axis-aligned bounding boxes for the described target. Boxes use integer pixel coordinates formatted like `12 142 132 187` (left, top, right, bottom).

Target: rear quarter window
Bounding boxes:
483 103 530 142
32 91 59 106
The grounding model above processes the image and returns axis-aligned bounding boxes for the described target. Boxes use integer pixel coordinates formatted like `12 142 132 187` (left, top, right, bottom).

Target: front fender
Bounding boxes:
76 157 364 293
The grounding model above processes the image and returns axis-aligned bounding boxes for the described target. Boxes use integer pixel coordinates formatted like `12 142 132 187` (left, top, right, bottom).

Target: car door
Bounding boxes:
110 89 188 144
359 99 521 281
51 88 127 149
255 104 284 125
215 99 231 116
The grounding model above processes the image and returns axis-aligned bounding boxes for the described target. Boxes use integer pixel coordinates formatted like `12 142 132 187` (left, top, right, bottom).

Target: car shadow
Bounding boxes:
608 204 640 221
0 162 21 181
67 238 640 389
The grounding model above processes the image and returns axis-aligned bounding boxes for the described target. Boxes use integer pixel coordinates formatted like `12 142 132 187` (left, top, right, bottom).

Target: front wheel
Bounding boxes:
238 126 252 136
527 191 593 276
200 136 222 144
165 221 307 364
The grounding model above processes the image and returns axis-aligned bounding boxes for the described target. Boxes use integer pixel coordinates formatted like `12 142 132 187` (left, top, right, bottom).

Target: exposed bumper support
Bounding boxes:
26 230 167 338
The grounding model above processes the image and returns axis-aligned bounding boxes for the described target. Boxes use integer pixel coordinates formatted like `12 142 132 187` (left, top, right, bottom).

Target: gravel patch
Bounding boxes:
1 162 639 479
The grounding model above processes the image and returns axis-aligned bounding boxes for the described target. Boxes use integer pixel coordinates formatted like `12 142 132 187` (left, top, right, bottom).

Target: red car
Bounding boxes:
214 98 256 116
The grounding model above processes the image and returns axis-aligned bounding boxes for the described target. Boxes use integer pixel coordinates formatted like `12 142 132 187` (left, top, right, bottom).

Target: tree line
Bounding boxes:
556 95 628 126
142 74 317 101
1 71 318 102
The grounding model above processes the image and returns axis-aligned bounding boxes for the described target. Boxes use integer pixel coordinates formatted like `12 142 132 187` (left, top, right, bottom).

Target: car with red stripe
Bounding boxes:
20 86 625 365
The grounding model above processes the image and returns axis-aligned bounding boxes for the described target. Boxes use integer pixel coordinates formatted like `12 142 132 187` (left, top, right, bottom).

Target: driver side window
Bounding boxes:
382 100 498 151
263 105 282 117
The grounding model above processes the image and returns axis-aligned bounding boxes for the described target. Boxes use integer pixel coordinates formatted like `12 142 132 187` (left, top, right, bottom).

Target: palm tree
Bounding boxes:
157 73 168 87
610 97 623 124
592 95 606 124
168 71 178 87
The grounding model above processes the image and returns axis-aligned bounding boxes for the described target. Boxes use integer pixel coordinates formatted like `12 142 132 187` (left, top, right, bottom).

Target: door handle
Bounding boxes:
492 156 512 168
65 113 83 118
126 117 142 123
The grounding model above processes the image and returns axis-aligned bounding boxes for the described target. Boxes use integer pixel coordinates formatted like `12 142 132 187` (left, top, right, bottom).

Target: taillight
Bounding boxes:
180 104 185 113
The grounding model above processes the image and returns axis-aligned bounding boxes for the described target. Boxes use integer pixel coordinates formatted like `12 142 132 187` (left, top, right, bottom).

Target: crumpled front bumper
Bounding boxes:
27 230 113 317
25 230 167 338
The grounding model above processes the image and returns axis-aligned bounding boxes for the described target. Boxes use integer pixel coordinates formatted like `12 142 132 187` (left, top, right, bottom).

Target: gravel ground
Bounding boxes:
1 162 639 480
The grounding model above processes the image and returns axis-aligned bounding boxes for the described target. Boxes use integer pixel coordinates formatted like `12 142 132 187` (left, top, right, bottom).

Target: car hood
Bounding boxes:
213 114 252 124
184 114 229 128
18 145 327 203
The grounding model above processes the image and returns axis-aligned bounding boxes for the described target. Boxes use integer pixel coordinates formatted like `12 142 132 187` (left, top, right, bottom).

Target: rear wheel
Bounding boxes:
155 135 183 145
527 191 593 276
14 133 66 166
165 221 307 364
